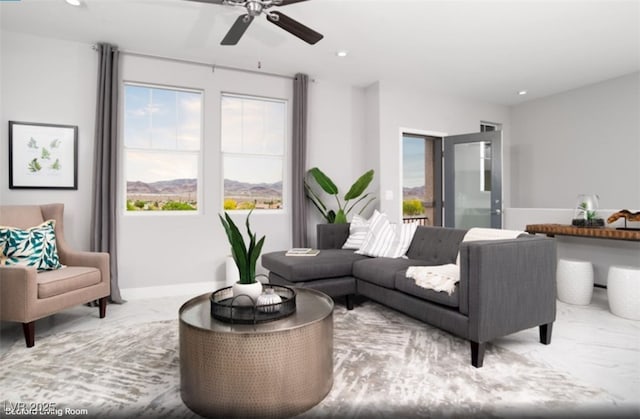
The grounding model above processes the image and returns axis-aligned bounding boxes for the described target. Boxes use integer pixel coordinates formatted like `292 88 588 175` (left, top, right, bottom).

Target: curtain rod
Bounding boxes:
93 45 299 81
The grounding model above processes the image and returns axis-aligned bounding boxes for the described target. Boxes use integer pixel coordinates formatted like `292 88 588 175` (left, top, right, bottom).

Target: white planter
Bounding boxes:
231 281 263 306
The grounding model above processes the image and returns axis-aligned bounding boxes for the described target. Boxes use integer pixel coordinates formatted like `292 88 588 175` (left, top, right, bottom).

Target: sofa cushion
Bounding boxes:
37 266 101 299
0 220 63 271
405 226 467 265
269 272 356 298
394 270 459 308
353 257 431 289
262 249 367 282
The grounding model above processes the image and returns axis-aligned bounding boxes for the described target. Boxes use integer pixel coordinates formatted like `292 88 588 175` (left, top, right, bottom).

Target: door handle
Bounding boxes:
491 209 502 215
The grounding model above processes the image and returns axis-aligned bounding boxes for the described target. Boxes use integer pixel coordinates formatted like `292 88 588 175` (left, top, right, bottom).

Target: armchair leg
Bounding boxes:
23 322 35 348
470 341 486 368
99 297 108 319
345 294 354 311
539 322 553 345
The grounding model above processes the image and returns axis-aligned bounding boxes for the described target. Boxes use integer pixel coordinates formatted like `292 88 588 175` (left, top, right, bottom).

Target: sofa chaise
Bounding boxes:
262 224 557 367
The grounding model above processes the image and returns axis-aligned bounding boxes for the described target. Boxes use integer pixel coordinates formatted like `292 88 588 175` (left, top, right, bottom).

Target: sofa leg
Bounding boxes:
539 322 553 345
23 322 35 348
99 297 108 318
470 341 486 368
345 294 354 310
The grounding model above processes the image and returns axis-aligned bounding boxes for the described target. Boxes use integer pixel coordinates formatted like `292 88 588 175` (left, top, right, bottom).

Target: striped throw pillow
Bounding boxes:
387 221 419 258
342 214 370 250
356 211 419 258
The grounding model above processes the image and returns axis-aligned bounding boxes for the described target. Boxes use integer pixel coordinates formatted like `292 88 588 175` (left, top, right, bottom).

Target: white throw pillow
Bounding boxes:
356 211 418 258
386 221 419 258
356 210 395 257
342 214 370 250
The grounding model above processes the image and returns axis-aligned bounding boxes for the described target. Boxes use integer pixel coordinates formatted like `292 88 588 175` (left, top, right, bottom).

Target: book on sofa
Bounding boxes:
285 248 320 257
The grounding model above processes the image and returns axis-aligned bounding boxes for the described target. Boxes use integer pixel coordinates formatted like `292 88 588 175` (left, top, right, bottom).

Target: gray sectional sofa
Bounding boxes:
261 224 557 367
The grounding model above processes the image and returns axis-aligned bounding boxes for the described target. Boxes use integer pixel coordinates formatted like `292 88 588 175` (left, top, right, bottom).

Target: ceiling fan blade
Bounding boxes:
276 0 311 5
185 0 225 4
267 11 323 45
221 14 254 45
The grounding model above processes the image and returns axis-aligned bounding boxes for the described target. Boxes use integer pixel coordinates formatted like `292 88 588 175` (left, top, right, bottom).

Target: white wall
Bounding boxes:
5 31 636 291
1 31 366 291
0 31 97 250
507 73 640 285
119 54 298 289
305 79 368 245
375 81 511 222
510 72 640 209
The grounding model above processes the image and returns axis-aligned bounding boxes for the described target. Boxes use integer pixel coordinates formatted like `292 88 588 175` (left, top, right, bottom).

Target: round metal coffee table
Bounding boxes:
179 287 334 418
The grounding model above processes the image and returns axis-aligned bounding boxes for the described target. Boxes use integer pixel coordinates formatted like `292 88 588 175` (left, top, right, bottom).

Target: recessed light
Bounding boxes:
518 90 528 96
65 0 82 6
336 50 348 58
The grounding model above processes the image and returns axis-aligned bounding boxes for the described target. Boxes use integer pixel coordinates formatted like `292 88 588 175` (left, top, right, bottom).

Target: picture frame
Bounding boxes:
9 121 78 190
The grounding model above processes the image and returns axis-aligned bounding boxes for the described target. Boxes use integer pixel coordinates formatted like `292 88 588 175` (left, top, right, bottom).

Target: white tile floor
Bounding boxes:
1 288 639 408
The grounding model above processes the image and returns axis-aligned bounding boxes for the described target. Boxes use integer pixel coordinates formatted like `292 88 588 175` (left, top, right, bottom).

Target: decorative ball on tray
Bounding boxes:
256 288 283 313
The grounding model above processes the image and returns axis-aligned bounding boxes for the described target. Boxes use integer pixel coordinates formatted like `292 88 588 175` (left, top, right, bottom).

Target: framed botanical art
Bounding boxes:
9 121 78 189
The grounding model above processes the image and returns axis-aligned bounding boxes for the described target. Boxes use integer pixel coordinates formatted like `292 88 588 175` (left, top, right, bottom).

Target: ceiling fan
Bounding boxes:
186 0 323 46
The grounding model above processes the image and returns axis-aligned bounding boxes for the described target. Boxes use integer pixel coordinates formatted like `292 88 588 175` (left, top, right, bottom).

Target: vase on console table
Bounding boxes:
572 194 604 228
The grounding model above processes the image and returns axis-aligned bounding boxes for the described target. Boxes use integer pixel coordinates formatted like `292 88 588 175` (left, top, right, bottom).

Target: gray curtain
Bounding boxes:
292 73 309 248
91 43 122 303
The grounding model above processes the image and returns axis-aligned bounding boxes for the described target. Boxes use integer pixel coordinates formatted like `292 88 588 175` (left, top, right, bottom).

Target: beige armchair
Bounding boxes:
0 203 110 347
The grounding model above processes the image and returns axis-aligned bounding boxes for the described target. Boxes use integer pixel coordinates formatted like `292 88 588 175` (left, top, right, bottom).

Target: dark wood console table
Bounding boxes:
526 224 640 242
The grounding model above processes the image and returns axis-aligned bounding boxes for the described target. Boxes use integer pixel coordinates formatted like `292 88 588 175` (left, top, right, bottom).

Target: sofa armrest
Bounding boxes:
59 250 110 286
316 223 350 249
459 236 557 343
0 265 38 321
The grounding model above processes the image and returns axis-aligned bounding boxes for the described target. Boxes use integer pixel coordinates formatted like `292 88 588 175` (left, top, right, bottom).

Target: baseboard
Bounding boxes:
121 281 222 300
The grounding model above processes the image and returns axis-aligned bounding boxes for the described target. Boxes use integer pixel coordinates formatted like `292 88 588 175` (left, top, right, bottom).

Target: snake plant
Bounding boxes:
305 167 375 224
219 210 265 284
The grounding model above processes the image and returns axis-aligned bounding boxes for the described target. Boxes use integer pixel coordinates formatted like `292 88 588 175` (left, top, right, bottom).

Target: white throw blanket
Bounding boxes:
406 264 459 295
407 227 524 294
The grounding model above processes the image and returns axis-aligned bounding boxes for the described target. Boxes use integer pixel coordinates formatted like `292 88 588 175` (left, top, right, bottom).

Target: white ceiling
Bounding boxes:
1 0 639 105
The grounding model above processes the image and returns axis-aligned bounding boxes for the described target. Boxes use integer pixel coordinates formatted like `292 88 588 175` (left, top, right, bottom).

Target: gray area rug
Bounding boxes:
0 301 627 418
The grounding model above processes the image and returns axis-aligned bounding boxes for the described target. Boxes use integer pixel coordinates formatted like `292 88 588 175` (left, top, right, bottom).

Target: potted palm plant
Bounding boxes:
219 210 266 304
305 167 375 223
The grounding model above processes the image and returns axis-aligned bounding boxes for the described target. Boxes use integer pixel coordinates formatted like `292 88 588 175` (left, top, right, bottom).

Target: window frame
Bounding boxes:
122 81 204 215
220 92 288 214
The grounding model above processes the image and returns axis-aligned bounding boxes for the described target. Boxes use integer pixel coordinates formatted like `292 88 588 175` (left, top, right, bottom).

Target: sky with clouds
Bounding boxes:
124 86 286 185
403 135 425 188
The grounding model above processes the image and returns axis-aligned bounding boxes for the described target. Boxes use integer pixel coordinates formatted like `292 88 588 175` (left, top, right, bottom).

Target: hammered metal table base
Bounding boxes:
179 291 334 418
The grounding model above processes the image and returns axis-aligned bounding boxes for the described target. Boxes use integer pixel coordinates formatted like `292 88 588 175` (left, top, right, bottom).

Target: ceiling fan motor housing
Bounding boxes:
246 1 264 17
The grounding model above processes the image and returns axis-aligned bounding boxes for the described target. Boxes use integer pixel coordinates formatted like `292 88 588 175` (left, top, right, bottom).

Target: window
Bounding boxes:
123 83 202 212
221 94 286 211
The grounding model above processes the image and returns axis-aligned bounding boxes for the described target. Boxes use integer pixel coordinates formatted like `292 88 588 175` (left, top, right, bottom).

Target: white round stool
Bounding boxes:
607 266 640 320
556 259 594 305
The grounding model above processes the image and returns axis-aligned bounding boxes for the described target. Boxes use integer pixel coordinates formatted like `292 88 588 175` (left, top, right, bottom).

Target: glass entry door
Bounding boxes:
443 131 502 228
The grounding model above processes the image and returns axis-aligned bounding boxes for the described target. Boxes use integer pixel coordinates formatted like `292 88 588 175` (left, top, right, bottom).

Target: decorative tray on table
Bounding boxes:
210 284 296 324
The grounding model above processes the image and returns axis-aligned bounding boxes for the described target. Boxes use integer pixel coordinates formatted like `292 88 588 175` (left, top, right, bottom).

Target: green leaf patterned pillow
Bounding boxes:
0 220 63 271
